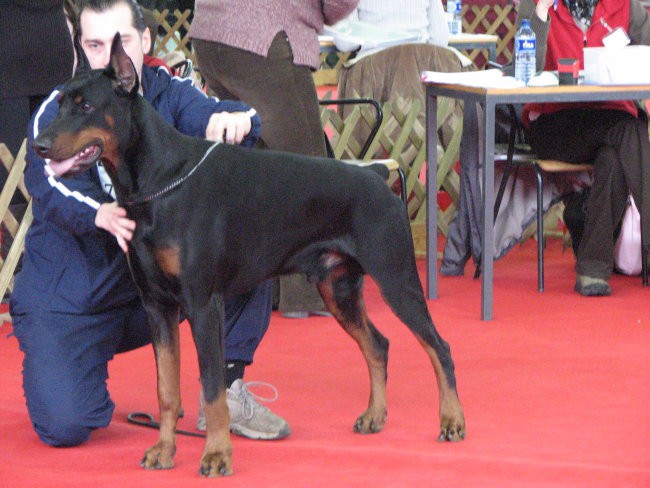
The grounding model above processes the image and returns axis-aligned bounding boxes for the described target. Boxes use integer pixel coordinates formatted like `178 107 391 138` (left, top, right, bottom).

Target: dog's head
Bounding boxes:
33 33 139 177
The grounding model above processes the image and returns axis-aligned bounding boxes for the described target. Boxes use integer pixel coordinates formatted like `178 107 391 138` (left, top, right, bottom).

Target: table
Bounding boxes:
424 81 650 320
448 33 498 63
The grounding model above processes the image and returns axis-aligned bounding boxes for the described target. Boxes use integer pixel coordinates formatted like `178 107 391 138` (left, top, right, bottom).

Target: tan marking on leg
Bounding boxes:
417 338 466 441
317 274 388 434
155 245 181 278
141 328 182 470
199 390 233 477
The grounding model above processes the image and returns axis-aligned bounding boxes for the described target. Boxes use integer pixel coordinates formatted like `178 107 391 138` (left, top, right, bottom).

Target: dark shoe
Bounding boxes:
574 275 611 296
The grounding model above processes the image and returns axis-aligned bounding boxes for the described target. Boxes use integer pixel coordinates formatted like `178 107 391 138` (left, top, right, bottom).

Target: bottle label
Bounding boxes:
517 39 536 52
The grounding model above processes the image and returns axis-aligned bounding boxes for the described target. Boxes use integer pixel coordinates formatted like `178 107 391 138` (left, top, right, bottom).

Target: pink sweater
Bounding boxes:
190 0 359 70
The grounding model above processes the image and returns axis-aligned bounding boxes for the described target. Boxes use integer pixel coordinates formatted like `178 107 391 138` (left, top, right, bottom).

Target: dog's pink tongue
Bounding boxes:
46 157 77 177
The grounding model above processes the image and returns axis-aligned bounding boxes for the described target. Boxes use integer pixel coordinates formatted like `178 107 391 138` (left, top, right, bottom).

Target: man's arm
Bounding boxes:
160 70 261 146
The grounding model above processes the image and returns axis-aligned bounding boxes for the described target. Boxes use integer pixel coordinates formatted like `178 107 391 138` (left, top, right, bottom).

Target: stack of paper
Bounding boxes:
421 70 560 88
323 19 419 53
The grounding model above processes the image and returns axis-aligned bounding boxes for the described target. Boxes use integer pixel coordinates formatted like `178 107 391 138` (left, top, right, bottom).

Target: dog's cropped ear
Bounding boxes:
109 32 139 95
73 32 92 75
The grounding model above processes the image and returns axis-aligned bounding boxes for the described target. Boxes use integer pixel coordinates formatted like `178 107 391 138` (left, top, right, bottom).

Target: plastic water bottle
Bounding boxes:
446 0 462 36
514 18 536 85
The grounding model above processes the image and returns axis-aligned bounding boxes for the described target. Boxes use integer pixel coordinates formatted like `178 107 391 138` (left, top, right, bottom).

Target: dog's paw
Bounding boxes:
140 442 176 470
199 451 233 477
353 408 387 434
437 416 466 442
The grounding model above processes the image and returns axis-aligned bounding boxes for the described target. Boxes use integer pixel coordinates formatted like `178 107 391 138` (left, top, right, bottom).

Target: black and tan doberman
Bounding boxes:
33 35 465 477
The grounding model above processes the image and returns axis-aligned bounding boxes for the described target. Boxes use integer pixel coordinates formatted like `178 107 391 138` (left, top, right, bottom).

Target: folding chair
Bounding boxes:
318 97 407 204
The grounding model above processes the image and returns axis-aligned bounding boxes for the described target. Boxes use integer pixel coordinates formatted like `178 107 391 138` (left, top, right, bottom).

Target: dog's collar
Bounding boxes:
125 142 220 206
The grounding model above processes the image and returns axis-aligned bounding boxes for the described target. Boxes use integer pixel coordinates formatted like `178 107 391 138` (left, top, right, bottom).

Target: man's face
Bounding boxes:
79 2 151 80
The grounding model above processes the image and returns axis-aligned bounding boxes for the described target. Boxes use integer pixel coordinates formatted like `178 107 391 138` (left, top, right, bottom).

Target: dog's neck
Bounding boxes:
102 95 209 205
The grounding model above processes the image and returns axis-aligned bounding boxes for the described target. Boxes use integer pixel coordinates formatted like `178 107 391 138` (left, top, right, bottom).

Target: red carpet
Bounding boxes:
1 239 649 487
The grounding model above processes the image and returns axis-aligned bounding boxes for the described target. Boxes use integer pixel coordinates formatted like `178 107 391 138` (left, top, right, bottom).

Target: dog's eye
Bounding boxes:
80 101 94 113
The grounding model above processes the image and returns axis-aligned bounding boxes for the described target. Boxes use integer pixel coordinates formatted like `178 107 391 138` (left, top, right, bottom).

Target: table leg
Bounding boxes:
426 87 438 299
481 101 496 320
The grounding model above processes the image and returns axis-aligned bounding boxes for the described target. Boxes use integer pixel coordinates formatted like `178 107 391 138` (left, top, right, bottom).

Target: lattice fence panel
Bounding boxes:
460 3 517 67
0 141 33 311
319 94 463 238
150 9 195 64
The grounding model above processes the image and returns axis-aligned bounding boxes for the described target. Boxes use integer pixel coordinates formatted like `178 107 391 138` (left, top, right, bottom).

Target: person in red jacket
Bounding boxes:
516 0 650 296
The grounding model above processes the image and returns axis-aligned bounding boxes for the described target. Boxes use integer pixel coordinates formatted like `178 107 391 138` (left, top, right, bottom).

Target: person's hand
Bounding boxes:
535 0 555 21
95 202 136 253
205 112 252 145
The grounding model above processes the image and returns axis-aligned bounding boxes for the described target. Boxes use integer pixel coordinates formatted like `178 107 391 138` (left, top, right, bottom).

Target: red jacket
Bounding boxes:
527 0 637 120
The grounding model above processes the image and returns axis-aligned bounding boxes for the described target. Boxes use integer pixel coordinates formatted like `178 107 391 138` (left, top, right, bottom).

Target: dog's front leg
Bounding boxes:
198 388 231 477
186 293 232 477
140 303 182 470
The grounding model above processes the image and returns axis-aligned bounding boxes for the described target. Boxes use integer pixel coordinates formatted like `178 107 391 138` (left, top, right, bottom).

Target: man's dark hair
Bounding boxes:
78 0 147 33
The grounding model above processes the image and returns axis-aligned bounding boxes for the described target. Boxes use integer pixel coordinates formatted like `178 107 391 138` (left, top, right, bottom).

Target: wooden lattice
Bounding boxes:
0 141 33 315
460 3 518 67
319 93 463 238
150 9 195 64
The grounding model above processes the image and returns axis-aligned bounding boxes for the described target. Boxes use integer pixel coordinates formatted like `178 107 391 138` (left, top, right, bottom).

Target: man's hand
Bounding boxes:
205 111 252 145
95 202 136 253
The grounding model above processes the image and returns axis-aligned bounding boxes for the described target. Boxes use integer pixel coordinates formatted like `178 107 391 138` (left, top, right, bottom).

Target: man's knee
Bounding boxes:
34 418 93 447
28 397 114 447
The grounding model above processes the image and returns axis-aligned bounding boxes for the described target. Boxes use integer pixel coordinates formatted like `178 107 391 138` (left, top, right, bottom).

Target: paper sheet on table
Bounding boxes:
323 19 419 53
421 69 525 88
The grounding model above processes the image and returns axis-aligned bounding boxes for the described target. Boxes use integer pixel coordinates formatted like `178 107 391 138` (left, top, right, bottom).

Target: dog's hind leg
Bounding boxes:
184 293 233 477
371 259 465 442
317 260 390 434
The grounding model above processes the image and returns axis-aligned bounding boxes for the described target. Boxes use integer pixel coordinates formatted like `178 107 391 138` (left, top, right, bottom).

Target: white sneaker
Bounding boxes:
197 380 290 440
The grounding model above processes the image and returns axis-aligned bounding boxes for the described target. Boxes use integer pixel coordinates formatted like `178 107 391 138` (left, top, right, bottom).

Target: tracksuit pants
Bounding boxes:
12 281 272 447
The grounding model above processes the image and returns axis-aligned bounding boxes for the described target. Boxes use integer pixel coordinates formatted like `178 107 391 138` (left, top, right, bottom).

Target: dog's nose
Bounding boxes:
32 137 52 158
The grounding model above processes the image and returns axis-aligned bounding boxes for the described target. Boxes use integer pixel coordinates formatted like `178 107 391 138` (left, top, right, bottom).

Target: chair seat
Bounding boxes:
494 143 591 172
342 158 400 172
535 160 591 173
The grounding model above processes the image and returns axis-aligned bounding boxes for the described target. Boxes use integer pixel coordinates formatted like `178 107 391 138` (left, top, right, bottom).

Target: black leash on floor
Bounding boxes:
127 412 206 438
